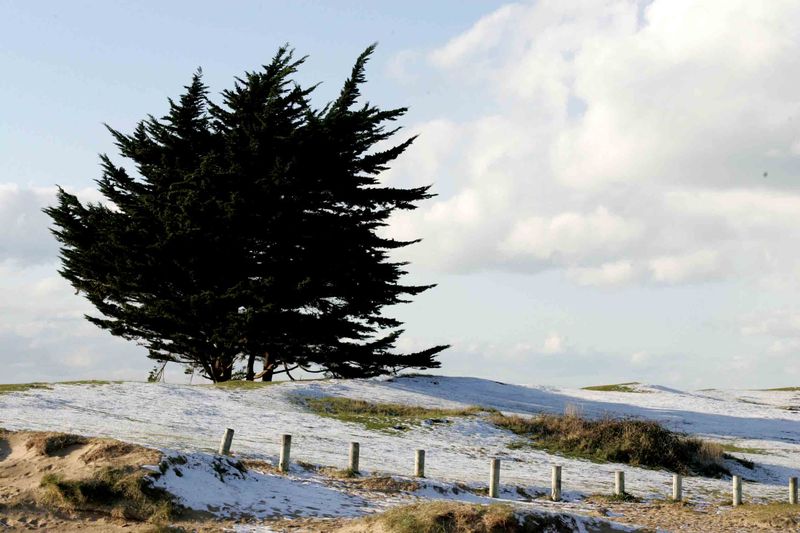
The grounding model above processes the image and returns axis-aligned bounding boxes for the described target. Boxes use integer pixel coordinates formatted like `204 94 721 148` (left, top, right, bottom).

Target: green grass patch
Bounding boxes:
300 396 489 431
490 412 729 476
0 382 52 394
582 382 643 393
720 443 767 455
38 466 174 522
210 380 284 390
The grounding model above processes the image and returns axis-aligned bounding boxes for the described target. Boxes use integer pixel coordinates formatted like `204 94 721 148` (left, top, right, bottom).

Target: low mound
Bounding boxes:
0 429 168 526
491 412 728 476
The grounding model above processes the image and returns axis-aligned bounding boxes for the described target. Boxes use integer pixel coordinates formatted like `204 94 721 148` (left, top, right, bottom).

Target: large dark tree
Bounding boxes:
45 45 447 382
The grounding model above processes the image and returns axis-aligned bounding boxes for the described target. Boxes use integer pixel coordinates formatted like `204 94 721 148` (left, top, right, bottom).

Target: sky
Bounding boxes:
3 0 800 389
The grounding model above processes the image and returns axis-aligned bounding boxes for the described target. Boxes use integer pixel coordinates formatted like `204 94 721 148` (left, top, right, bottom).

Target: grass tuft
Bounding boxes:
38 466 174 522
300 396 489 431
490 412 729 476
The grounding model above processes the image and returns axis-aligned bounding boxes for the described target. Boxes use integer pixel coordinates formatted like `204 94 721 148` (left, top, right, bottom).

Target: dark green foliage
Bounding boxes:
45 45 447 382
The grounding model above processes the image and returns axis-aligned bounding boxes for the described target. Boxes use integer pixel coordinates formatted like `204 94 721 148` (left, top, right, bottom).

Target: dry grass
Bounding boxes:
26 433 89 456
733 503 800 529
365 501 522 533
489 412 728 476
349 476 420 493
80 440 140 463
38 466 174 522
319 466 360 479
360 501 611 533
240 458 279 474
301 396 490 431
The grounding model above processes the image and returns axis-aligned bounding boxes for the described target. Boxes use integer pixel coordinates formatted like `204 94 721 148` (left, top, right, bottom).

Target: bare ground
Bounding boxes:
2 428 800 532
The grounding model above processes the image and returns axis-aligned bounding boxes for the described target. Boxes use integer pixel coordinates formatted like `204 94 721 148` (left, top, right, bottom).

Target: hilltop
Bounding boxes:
1 375 800 531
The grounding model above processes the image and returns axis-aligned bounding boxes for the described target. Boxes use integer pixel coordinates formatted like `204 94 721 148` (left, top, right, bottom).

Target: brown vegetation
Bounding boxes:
26 433 88 456
489 412 728 476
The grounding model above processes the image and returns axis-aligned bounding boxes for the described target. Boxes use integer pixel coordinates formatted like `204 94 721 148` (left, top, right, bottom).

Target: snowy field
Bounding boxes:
1 375 799 521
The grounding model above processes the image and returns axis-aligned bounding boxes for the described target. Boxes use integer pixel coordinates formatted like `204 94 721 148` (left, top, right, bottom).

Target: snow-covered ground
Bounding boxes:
1 375 799 520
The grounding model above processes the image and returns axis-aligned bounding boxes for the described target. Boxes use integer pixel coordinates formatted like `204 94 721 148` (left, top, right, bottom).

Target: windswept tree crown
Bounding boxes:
45 45 447 382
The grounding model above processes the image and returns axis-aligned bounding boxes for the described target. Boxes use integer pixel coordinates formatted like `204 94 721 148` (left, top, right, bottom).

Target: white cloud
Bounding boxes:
501 207 642 262
566 260 636 287
386 0 800 291
648 250 722 284
542 332 564 354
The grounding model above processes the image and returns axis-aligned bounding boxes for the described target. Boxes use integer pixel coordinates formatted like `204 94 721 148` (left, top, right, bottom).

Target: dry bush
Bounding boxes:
26 433 88 456
489 412 728 476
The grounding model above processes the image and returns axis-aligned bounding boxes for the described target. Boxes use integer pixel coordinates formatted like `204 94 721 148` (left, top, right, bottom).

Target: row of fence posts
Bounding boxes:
218 428 800 505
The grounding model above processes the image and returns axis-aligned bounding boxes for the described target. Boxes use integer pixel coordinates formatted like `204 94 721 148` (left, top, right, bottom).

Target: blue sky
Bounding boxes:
3 1 800 388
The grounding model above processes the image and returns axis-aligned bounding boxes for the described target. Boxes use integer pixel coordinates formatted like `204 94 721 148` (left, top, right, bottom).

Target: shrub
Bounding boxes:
489 413 728 476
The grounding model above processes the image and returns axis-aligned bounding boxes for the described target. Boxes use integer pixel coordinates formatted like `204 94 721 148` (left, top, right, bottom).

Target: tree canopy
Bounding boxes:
45 45 447 382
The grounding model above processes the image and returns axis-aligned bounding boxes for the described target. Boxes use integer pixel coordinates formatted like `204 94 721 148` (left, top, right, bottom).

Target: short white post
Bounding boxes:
732 475 742 506
489 459 500 498
551 465 562 501
349 442 360 473
218 428 234 455
672 474 682 501
415 449 425 478
790 477 798 505
279 434 291 473
614 470 625 496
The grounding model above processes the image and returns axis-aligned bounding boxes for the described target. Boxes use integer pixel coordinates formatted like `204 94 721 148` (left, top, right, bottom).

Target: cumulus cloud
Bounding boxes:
541 332 565 354
385 0 800 289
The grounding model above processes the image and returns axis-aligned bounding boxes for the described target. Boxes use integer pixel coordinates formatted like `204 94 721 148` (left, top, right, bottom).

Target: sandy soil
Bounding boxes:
0 429 238 531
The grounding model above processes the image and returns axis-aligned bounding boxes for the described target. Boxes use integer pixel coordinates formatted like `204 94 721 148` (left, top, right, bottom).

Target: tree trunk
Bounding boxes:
262 351 274 382
210 357 233 383
245 353 256 381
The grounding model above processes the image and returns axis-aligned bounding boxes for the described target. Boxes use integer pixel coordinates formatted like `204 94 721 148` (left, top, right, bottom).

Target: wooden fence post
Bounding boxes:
415 449 425 478
218 428 234 455
672 474 682 502
349 442 360 473
551 465 562 501
732 475 742 506
279 434 291 473
790 477 798 505
614 470 625 496
489 459 500 498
